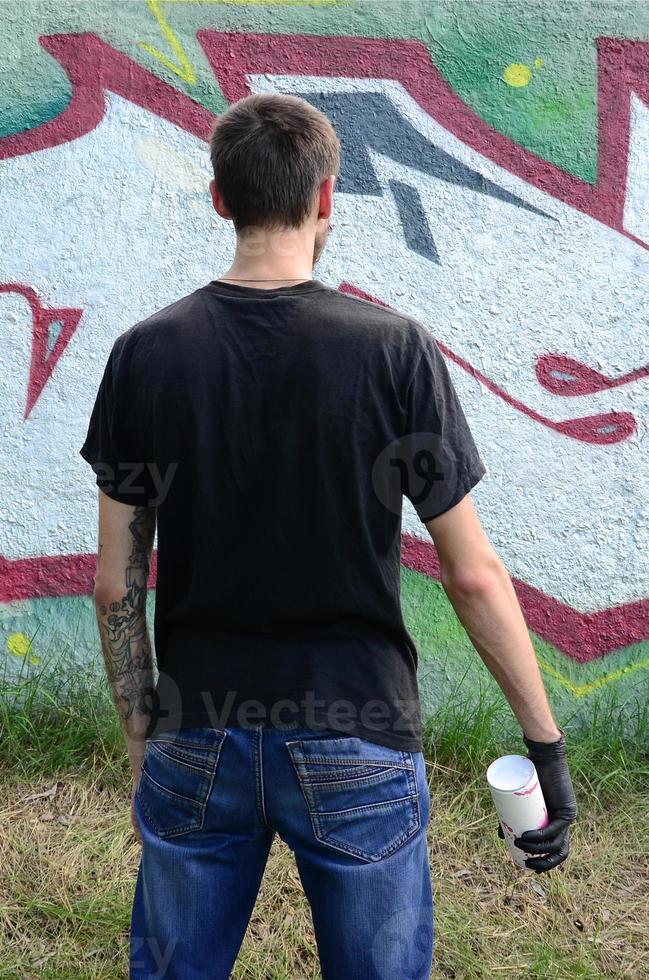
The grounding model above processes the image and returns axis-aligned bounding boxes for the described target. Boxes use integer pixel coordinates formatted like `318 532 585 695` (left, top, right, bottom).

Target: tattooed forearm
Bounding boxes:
95 506 156 733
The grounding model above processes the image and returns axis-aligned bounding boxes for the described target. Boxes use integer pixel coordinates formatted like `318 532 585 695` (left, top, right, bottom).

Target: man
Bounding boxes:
80 93 577 980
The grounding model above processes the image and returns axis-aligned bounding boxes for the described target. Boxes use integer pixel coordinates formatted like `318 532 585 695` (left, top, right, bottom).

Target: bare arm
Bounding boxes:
425 494 561 742
93 489 157 775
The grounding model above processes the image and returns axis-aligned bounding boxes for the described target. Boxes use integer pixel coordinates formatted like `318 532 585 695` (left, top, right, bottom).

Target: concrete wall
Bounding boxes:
1 2 647 736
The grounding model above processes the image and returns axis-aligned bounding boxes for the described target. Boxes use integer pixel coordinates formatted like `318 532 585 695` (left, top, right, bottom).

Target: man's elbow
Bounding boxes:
93 576 127 608
440 552 505 602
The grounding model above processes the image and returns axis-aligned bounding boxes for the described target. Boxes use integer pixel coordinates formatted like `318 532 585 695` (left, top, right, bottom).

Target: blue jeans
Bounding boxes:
130 724 434 979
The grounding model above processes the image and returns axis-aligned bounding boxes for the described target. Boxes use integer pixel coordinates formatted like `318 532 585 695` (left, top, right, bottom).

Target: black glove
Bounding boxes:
509 731 578 873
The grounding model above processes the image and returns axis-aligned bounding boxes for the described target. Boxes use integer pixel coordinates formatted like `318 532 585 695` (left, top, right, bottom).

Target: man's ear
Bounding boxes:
317 174 336 221
210 179 232 220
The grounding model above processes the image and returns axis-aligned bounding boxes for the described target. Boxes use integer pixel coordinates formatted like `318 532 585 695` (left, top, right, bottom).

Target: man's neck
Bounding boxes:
218 273 312 285
220 227 315 285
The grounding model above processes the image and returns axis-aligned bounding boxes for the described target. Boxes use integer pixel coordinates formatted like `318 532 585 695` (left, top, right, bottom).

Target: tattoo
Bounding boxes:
96 507 156 725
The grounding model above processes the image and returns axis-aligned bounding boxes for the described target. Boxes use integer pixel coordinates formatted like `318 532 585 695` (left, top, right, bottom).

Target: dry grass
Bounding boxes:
0 757 646 979
1 664 645 976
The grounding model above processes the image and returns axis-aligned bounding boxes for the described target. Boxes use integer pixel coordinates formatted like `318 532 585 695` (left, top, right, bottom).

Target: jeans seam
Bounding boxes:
297 757 414 769
255 725 271 828
138 771 205 838
287 743 319 813
148 741 218 774
307 792 419 818
407 753 422 838
148 735 222 752
140 765 209 805
138 790 200 838
294 766 408 788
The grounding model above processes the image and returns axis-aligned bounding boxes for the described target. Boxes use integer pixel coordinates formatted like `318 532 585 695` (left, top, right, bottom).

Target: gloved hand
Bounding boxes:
496 730 578 873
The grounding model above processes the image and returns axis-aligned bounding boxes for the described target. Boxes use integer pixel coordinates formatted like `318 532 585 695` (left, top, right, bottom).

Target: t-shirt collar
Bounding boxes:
205 278 326 298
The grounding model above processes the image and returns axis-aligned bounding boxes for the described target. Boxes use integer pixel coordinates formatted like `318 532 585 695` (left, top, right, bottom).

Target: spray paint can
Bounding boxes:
487 754 549 870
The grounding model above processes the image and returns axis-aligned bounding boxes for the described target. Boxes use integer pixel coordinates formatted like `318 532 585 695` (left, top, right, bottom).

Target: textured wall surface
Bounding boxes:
1 1 648 736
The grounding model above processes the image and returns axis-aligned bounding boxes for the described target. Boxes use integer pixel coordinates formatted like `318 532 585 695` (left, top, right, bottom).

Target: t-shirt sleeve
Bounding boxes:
79 336 156 506
400 326 486 522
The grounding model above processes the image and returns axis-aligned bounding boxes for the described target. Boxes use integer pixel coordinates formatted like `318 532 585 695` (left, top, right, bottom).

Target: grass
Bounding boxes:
0 655 647 978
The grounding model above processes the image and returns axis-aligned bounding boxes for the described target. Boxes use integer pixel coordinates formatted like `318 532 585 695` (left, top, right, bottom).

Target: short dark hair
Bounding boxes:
209 93 340 232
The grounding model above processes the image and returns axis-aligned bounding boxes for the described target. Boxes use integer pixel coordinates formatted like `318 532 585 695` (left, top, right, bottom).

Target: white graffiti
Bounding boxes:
0 93 224 563
0 77 647 617
624 93 649 244
251 74 649 614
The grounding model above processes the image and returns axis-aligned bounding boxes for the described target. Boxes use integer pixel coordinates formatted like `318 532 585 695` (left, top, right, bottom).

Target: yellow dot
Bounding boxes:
28 654 41 666
503 63 532 88
6 632 32 657
534 57 544 69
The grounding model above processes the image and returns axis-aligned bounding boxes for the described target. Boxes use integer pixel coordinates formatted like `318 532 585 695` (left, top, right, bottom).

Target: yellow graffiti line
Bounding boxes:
138 0 197 85
536 654 649 699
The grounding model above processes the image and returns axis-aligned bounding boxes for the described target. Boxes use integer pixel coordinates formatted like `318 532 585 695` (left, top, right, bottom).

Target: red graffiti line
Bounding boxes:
0 283 83 419
0 551 159 604
0 32 204 607
0 32 647 658
196 30 649 250
0 32 212 422
339 283 648 660
339 282 635 445
437 344 635 446
536 354 649 397
401 533 649 663
0 32 213 160
0 38 213 414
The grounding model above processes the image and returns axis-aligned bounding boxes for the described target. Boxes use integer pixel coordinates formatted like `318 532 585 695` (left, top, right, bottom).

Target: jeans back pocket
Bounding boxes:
136 727 227 839
286 735 421 863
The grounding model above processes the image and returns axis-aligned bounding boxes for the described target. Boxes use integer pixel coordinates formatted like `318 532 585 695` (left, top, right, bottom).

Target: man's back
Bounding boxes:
81 277 484 750
82 92 575 980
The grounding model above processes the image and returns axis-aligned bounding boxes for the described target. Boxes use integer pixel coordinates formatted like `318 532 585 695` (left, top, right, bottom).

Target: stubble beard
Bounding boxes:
312 220 331 269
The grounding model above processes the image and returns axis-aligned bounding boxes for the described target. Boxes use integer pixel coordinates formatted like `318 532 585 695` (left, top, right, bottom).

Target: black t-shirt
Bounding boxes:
80 279 485 751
